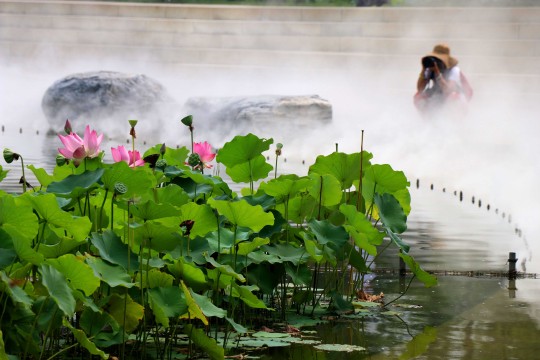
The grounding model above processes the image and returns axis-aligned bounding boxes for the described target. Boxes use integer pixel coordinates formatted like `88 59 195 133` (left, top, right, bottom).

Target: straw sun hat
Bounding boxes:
422 43 458 69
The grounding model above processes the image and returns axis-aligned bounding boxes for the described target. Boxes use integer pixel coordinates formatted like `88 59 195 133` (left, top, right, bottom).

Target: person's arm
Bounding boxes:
433 63 459 95
417 70 429 92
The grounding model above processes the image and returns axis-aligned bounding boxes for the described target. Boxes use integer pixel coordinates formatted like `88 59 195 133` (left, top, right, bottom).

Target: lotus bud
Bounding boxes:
3 148 19 163
64 119 72 134
114 182 128 195
275 143 283 156
160 143 166 155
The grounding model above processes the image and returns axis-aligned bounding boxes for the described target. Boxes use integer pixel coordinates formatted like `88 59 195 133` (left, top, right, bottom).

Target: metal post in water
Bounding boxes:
399 250 406 277
508 252 518 279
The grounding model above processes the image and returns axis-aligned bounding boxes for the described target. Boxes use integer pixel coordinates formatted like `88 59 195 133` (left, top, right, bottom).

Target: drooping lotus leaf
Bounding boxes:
148 286 187 328
231 283 267 309
387 230 411 254
343 242 369 272
216 133 273 168
190 291 227 318
183 324 224 360
309 151 373 190
0 271 32 306
307 219 349 249
40 263 76 316
307 173 342 207
47 254 100 296
180 281 208 325
374 193 407 234
179 202 217 238
107 293 144 333
340 204 384 255
225 154 273 184
46 168 103 197
245 262 284 294
303 237 324 263
85 256 134 288
63 319 109 359
38 235 87 259
101 161 156 199
205 228 241 253
20 193 92 241
172 176 214 199
242 193 276 211
259 244 309 265
260 176 310 202
90 230 140 270
399 252 437 288
208 198 274 233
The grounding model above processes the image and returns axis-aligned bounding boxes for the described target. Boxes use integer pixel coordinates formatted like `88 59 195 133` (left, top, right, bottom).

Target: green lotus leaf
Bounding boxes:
307 173 342 207
237 338 292 348
46 168 104 197
242 193 276 211
314 343 365 352
47 254 100 296
260 244 309 265
387 230 410 254
245 263 284 294
308 219 349 248
231 283 267 309
181 170 233 197
148 286 187 328
208 198 274 232
0 271 32 306
303 238 324 263
130 200 181 221
153 184 190 207
0 195 39 246
0 165 7 182
343 242 369 273
399 252 438 288
40 263 76 316
20 193 91 241
107 293 144 333
132 220 181 252
259 176 310 201
234 237 270 256
101 161 156 199
79 308 125 348
90 230 139 270
205 228 238 253
137 268 174 289
225 154 273 184
374 193 407 234
278 194 317 224
284 263 312 286
172 177 214 199
204 255 246 283
63 319 108 359
85 256 134 288
191 291 227 318
183 324 224 360
340 204 384 255
38 234 87 259
179 202 217 238
0 229 17 269
309 151 373 190
253 331 291 339
167 258 208 291
362 164 411 215
216 133 273 168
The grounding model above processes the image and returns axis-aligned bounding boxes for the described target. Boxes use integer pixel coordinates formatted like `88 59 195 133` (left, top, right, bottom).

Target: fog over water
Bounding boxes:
0 6 538 273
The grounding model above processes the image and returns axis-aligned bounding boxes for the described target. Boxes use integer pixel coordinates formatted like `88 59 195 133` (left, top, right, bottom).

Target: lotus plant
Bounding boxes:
111 145 145 167
58 124 103 165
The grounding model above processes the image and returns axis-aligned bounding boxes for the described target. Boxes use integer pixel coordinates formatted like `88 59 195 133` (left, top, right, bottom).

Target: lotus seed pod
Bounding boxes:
114 182 128 195
188 153 201 167
156 159 167 169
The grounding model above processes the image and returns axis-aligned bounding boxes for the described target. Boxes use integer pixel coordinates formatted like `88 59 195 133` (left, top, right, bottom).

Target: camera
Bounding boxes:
422 56 446 70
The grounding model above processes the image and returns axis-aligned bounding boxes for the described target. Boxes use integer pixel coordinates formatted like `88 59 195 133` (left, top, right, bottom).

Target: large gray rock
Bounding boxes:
183 94 332 136
42 71 174 137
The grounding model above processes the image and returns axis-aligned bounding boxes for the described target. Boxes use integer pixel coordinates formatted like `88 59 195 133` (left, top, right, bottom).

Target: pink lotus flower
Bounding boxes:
111 145 145 167
58 125 103 163
193 141 216 169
